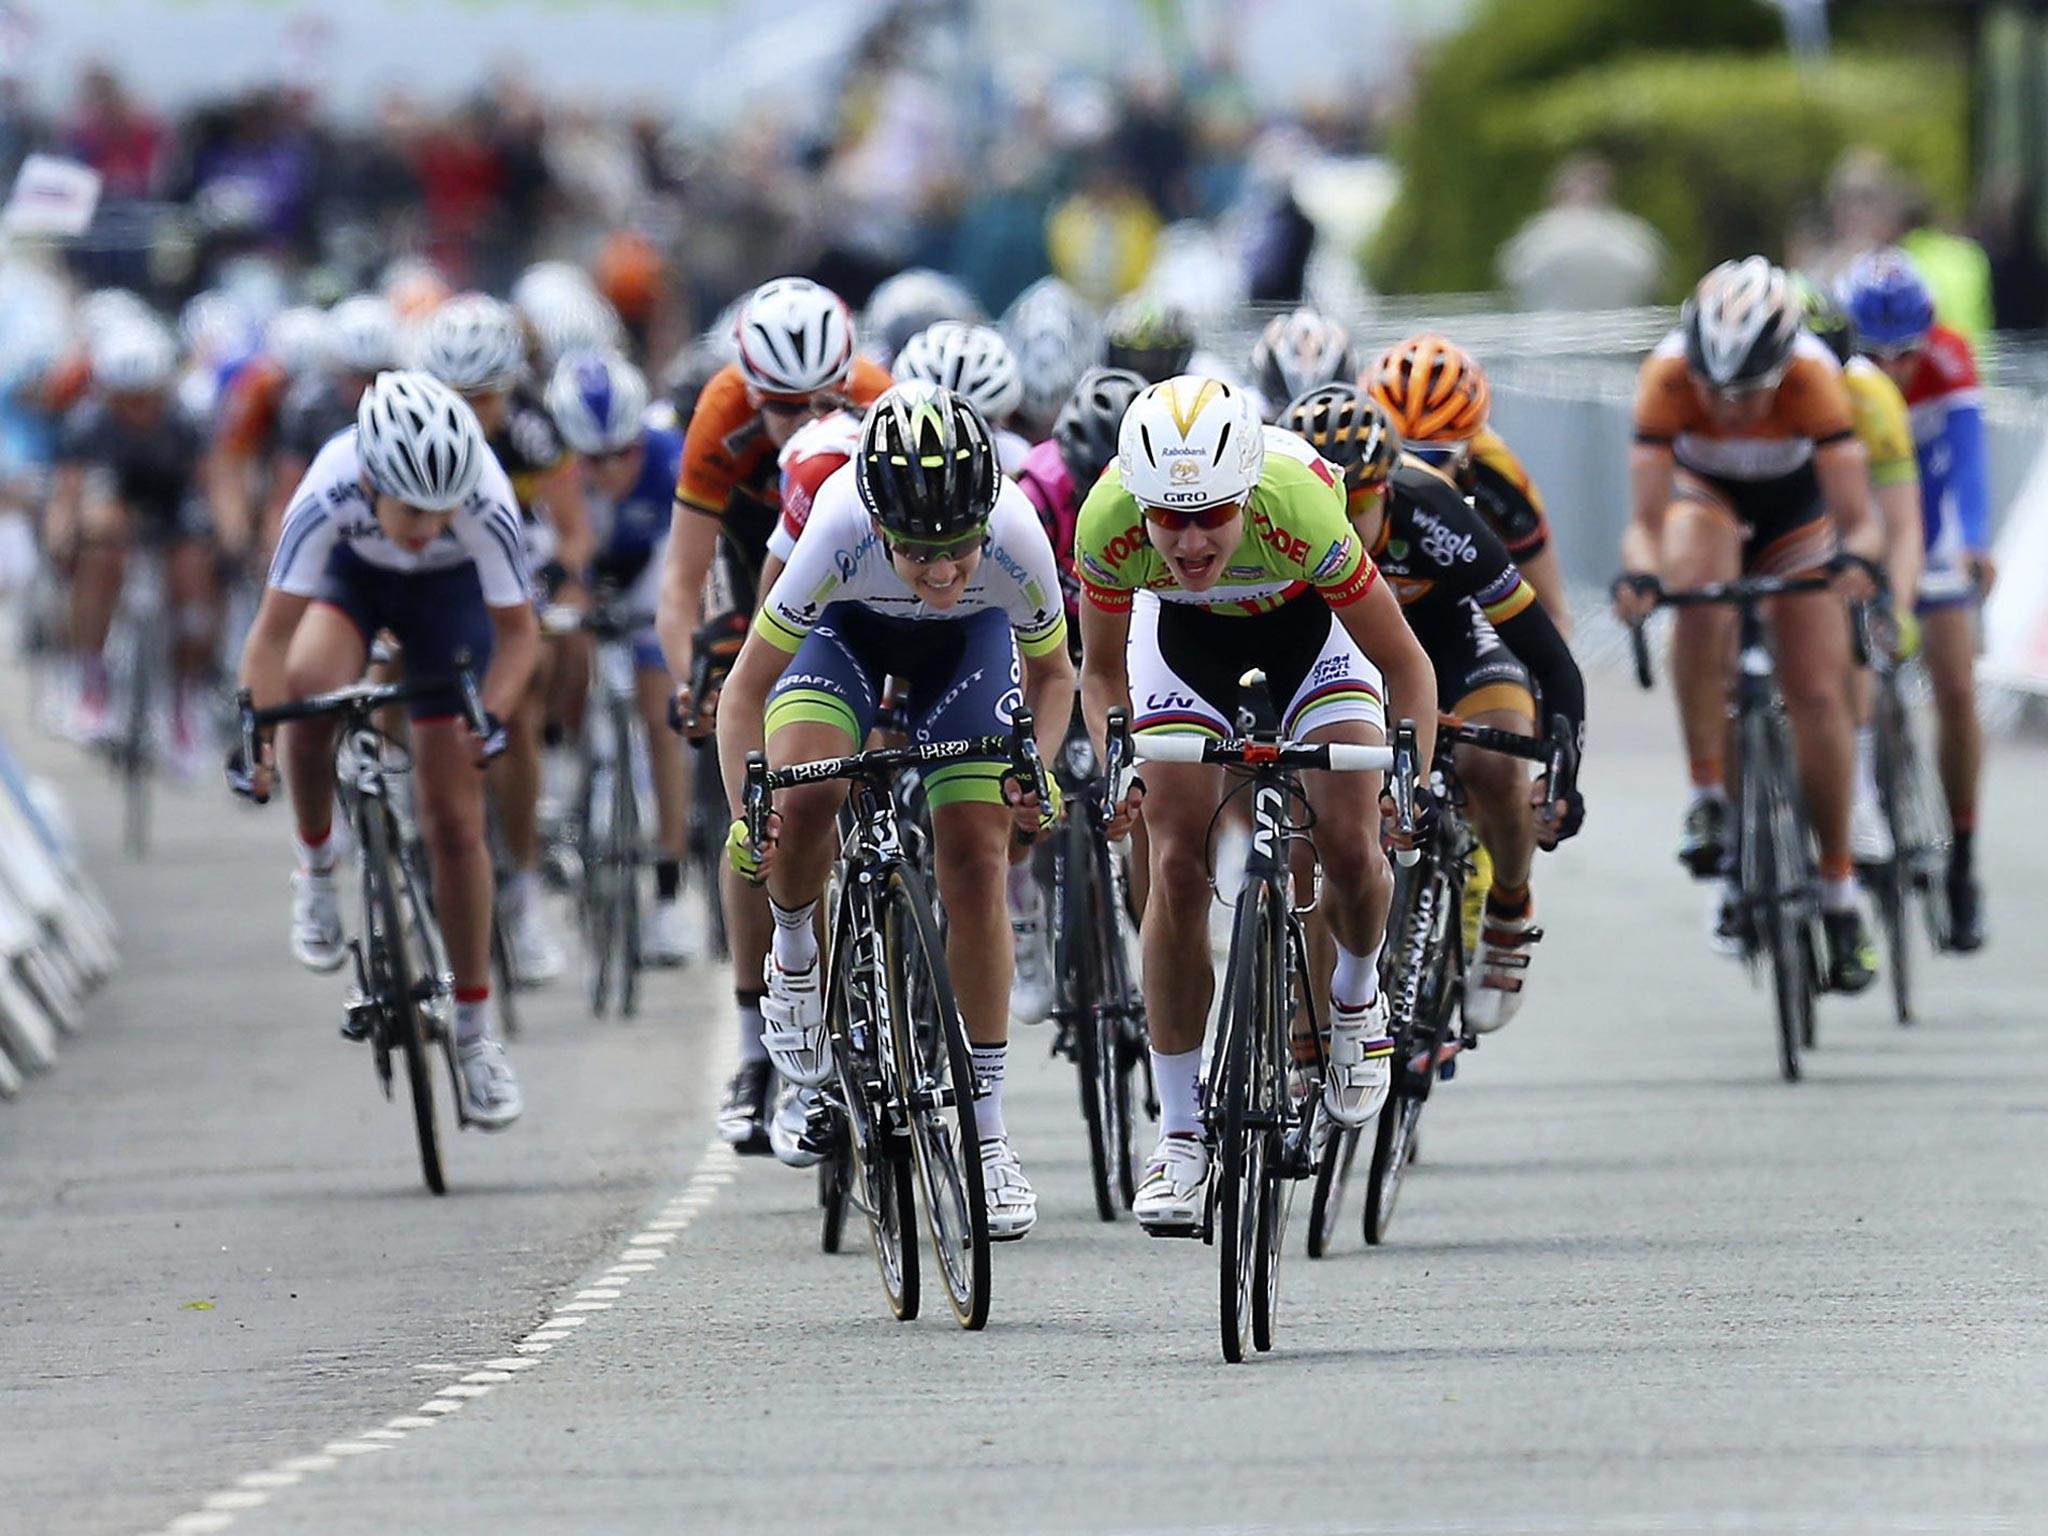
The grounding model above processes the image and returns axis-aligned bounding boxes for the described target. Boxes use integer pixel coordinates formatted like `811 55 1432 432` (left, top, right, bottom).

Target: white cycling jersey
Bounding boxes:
754 461 1068 658
268 427 531 608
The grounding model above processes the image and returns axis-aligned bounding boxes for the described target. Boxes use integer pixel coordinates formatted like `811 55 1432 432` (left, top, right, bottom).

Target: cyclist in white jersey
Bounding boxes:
233 371 538 1127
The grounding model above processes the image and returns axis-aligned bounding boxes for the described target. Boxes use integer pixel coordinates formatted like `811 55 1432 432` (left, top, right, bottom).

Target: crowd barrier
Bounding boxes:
0 729 118 1097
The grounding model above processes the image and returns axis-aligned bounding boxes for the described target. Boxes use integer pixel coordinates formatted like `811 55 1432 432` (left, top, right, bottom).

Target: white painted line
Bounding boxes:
386 1416 440 1430
542 1314 590 1326
611 1261 657 1272
412 1361 464 1374
435 1383 493 1399
203 1490 270 1510
462 1370 516 1383
574 1289 622 1301
167 1514 236 1534
592 1273 636 1288
482 1358 536 1372
417 1400 464 1416
555 1299 612 1312
513 1340 555 1353
359 1429 409 1442
322 1441 389 1456
278 1456 338 1474
627 1230 676 1244
618 1248 666 1262
236 1471 302 1491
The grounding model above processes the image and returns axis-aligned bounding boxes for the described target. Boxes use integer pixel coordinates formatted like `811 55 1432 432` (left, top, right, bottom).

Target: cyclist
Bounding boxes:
1003 365 1148 1024
545 348 696 967
716 386 1074 1239
1248 307 1354 424
891 321 1032 471
1283 383 1586 1030
1365 334 1575 638
1075 376 1438 1232
267 295 400 561
1614 257 1881 988
1000 275 1102 442
205 305 329 569
858 267 982 369
47 317 222 773
1840 248 1990 950
419 292 593 987
1102 295 1196 384
1794 275 1925 865
655 276 891 1156
233 371 536 1128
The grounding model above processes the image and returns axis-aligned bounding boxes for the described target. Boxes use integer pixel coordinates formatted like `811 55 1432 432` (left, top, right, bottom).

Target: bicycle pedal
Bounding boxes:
1138 1220 1204 1240
339 997 374 1043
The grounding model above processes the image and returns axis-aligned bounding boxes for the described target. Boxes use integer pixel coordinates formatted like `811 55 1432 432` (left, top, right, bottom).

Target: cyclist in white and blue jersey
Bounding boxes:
232 371 538 1128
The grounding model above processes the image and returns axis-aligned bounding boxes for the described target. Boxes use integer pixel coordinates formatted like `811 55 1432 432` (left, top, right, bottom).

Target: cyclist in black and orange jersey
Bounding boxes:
1364 334 1574 639
654 276 892 1155
1284 383 1586 1034
1612 257 1882 991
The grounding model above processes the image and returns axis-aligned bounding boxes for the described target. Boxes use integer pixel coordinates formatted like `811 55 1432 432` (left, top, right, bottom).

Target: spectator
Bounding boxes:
1496 152 1665 311
1046 157 1162 308
60 65 163 198
1898 183 1996 356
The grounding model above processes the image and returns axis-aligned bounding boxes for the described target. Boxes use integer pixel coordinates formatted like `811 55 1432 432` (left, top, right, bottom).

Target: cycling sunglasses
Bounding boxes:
884 528 987 565
1859 337 1927 363
1138 497 1245 532
1408 441 1471 472
755 392 841 420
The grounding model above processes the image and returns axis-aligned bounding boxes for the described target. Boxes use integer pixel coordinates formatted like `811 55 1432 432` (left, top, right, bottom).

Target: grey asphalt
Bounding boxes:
6 674 2046 1536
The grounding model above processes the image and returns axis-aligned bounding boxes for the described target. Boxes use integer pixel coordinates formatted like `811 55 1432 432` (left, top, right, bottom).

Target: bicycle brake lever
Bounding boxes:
743 750 771 856
1391 718 1420 868
234 687 270 805
1102 706 1132 832
450 647 490 740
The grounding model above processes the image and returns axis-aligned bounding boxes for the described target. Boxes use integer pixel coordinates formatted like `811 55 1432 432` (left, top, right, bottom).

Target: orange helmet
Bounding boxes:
1363 333 1490 443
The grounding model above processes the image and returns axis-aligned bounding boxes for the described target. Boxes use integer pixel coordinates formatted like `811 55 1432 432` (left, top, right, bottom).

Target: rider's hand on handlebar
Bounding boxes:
1532 775 1584 848
225 738 274 803
725 812 778 884
466 710 510 768
1003 773 1062 843
1380 781 1438 854
1610 571 1660 626
1101 773 1146 842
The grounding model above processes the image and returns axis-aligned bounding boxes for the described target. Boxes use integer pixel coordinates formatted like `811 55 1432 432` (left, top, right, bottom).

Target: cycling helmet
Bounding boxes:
546 349 649 456
854 384 1000 540
1681 257 1801 389
1052 366 1147 487
1790 271 1853 364
380 256 453 324
1280 383 1401 491
528 285 625 369
735 277 854 397
179 290 259 368
418 292 527 394
90 320 179 395
1103 296 1196 383
326 294 400 375
356 370 489 511
1117 376 1265 508
265 305 332 378
511 260 596 319
1251 309 1355 417
860 268 982 365
76 289 156 346
892 321 1024 425
1838 247 1936 351
1002 277 1102 430
1365 333 1491 442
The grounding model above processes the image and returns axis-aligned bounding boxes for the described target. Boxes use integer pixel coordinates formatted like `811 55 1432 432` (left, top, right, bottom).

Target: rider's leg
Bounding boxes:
1920 603 1982 843
413 720 493 996
1454 701 1539 897
1660 497 1742 805
1772 585 1858 902
281 603 369 848
166 535 220 686
637 663 691 880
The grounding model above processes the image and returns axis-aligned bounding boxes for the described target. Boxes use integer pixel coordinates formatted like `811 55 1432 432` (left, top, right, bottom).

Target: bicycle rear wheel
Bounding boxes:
120 619 153 859
1067 813 1139 1221
886 867 990 1331
1368 859 1455 1244
365 807 447 1194
1215 877 1278 1363
1307 1125 1359 1258
827 895 917 1319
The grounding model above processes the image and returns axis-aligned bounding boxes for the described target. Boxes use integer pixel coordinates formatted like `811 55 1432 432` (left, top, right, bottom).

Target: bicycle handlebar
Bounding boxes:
540 603 656 640
1618 569 1867 689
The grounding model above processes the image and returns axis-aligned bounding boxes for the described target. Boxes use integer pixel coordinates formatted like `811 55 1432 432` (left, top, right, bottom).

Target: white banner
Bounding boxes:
1983 432 2048 694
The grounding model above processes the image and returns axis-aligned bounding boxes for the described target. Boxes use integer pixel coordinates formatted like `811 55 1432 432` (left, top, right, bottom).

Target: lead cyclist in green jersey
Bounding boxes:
1075 376 1437 1232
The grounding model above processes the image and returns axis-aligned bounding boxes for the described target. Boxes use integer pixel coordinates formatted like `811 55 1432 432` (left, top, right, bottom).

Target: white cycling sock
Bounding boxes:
295 826 338 876
1006 862 1042 919
1689 782 1725 809
971 1043 1008 1141
1151 1046 1204 1138
1331 938 1384 1010
455 991 493 1046
1822 876 1861 914
770 898 819 972
736 998 769 1065
505 870 539 918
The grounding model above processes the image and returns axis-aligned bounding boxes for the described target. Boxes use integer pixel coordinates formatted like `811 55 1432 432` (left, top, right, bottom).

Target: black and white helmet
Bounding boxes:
1002 277 1102 433
734 277 854 396
855 384 999 541
1053 366 1147 488
892 321 1023 425
419 293 526 393
1682 256 1801 391
356 370 489 511
1250 308 1355 419
327 294 399 375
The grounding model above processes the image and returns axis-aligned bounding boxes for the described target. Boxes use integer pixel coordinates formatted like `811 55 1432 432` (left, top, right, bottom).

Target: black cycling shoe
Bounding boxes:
1822 909 1879 994
1947 868 1985 953
1679 797 1730 879
717 1059 774 1155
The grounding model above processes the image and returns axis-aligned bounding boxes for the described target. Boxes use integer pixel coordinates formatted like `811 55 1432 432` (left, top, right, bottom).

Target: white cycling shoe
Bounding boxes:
1323 994 1394 1128
639 897 694 969
506 899 565 987
768 1081 829 1169
981 1138 1037 1240
1134 1134 1211 1233
762 952 832 1086
1008 885 1054 1026
290 867 348 973
1851 783 1895 864
457 1038 523 1131
1465 904 1541 1034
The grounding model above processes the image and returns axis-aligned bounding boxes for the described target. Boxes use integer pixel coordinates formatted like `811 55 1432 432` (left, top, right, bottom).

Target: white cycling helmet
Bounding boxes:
1683 256 1801 391
76 288 157 347
1250 308 1355 418
356 370 489 511
892 321 1024 425
419 292 526 393
859 267 981 366
179 289 259 367
327 294 399 375
734 277 854 396
90 320 179 395
1116 375 1265 509
530 285 624 369
1002 277 1102 430
511 260 596 319
546 349 649 456
265 305 332 378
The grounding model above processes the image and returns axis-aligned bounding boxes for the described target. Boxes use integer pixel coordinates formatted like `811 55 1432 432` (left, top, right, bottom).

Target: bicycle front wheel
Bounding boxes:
886 867 989 1331
1745 713 1810 1082
613 701 644 1019
1215 877 1279 1363
364 807 447 1194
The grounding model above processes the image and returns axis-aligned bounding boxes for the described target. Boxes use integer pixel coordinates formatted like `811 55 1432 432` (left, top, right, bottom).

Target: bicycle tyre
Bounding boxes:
1366 858 1455 1245
819 1134 851 1254
491 905 521 1039
1744 714 1805 1082
616 700 644 1019
1063 812 1121 1222
121 619 152 859
1215 877 1274 1363
826 893 917 1319
1886 692 1953 956
1870 687 1913 1023
365 806 447 1194
886 867 990 1331
1306 1125 1359 1258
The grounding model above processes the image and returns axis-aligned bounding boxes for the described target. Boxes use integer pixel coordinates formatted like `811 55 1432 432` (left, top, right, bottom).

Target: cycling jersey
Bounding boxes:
269 428 529 606
489 384 568 521
1013 437 1083 628
1463 429 1549 558
1634 330 1855 480
276 374 357 465
590 424 682 672
54 396 212 538
754 463 1067 659
1841 356 1916 490
1368 459 1583 738
1075 427 1379 616
765 408 861 565
1897 323 1988 607
212 354 293 459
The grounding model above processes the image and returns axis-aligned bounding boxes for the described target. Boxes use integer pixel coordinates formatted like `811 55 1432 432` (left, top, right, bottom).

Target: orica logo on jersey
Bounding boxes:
835 528 879 582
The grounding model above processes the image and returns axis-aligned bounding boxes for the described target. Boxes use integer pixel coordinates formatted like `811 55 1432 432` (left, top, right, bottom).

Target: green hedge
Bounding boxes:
1371 51 1968 298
